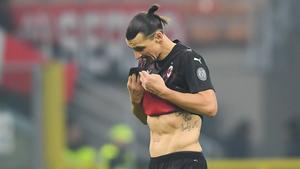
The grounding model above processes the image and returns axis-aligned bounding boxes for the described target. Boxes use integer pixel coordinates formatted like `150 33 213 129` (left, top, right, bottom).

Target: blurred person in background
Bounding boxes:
64 119 98 169
0 0 15 33
126 4 217 169
223 121 251 158
285 117 300 157
98 124 136 169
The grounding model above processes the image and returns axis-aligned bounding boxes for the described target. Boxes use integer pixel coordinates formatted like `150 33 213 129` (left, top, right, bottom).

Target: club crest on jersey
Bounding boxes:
196 67 207 81
162 65 174 81
166 65 173 79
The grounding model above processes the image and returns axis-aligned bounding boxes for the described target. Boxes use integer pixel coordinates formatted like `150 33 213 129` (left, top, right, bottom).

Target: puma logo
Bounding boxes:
194 58 202 64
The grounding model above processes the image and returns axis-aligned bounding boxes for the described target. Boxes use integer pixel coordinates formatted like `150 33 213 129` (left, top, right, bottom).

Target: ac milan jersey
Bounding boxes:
142 40 214 116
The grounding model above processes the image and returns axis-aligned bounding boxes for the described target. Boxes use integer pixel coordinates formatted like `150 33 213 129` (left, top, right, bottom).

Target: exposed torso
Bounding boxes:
147 111 202 157
143 41 211 157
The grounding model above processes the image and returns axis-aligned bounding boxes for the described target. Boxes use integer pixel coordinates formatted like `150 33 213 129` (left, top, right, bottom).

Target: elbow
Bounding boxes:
205 102 218 117
207 106 218 117
208 95 218 117
197 90 218 117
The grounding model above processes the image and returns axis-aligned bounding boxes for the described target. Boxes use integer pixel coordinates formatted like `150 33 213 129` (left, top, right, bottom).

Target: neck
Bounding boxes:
158 36 176 60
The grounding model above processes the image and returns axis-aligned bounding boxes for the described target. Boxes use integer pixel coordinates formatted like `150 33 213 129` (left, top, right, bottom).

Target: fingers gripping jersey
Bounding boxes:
142 40 214 116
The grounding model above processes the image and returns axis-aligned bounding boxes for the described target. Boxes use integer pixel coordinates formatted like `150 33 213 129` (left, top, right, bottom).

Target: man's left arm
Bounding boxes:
139 71 218 117
159 88 218 117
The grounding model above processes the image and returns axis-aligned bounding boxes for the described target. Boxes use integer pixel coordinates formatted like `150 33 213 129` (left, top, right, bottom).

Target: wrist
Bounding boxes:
159 87 172 100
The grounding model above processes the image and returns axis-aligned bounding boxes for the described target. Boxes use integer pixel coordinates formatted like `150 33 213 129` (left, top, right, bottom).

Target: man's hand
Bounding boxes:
139 71 169 97
127 74 144 104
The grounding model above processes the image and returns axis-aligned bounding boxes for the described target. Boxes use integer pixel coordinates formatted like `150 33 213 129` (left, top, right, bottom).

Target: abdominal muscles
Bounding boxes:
147 112 202 157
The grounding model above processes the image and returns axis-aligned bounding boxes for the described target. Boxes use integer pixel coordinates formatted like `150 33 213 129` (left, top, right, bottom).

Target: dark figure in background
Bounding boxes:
285 118 300 157
224 121 251 158
98 124 136 169
0 0 15 33
64 120 97 169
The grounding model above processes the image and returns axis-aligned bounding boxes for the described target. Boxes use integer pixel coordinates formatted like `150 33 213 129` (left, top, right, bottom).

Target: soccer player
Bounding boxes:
126 4 218 169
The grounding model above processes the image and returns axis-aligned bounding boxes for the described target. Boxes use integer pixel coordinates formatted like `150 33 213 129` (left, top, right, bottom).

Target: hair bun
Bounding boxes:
147 4 160 15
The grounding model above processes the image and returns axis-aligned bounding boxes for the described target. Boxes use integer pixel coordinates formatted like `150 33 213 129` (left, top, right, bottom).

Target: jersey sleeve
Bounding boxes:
183 50 214 93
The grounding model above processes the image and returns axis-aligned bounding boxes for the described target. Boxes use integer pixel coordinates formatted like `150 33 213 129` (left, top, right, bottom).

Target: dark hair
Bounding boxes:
126 4 168 40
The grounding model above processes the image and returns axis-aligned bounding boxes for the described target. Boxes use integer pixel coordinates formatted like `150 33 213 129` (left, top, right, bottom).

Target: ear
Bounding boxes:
154 31 164 43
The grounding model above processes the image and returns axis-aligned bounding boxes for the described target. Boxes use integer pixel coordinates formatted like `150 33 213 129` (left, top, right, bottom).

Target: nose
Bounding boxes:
133 51 142 59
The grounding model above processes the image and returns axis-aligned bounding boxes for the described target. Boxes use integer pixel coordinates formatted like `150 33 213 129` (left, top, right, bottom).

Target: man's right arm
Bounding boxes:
127 74 147 125
132 103 147 125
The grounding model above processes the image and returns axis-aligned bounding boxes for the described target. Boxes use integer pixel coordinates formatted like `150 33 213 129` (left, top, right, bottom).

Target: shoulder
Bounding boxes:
177 41 202 57
173 40 206 62
181 47 205 64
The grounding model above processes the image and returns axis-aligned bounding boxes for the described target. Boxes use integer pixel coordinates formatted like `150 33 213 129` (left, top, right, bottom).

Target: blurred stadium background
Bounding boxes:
0 0 300 169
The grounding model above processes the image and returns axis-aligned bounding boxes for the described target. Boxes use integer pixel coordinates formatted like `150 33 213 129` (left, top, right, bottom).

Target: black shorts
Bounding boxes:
149 151 207 169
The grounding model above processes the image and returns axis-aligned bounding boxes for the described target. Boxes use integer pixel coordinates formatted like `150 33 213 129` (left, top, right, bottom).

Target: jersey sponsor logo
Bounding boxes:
194 57 202 64
196 67 207 81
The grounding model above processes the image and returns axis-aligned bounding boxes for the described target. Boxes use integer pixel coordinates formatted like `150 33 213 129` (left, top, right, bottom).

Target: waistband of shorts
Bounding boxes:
150 151 205 163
